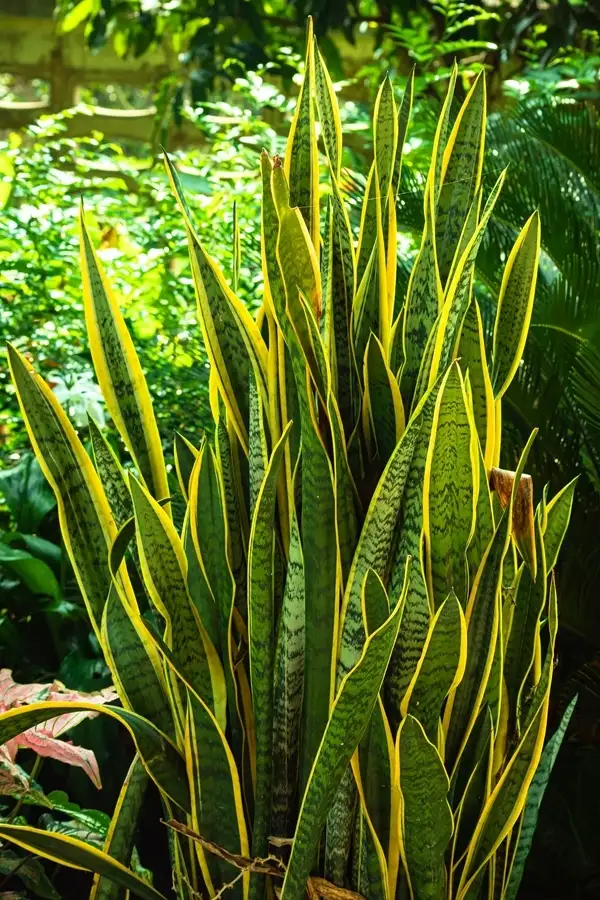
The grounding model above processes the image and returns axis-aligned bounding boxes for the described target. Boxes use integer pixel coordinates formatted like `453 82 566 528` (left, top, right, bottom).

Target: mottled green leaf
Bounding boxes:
543 477 576 571
281 560 410 900
397 715 453 900
491 212 540 399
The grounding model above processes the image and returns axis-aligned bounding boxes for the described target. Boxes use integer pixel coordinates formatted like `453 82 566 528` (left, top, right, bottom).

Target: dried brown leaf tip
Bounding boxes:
490 467 537 578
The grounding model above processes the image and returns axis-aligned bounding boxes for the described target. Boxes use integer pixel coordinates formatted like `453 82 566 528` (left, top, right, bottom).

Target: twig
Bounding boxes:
163 820 367 900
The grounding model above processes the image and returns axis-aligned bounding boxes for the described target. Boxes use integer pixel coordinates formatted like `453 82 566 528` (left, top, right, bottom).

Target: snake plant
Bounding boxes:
0 20 575 900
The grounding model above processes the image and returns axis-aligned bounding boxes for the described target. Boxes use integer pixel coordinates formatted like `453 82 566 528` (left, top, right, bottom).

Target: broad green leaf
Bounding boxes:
457 580 558 898
185 691 249 900
285 18 319 252
281 560 410 900
129 474 224 721
0 702 189 812
423 363 476 608
7 344 120 640
90 754 148 900
249 367 270 518
0 824 166 900
491 212 541 399
543 477 576 571
248 425 291 858
435 73 486 287
397 715 453 900
362 334 404 471
80 211 169 505
102 586 174 740
431 62 458 208
215 405 249 620
401 591 467 744
466 436 495 584
272 513 305 838
0 846 59 899
358 696 394 859
504 695 577 900
314 40 342 177
0 543 60 601
174 432 199 502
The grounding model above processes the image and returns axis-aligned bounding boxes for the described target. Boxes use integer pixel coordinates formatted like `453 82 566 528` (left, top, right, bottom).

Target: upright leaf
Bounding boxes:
80 211 169 505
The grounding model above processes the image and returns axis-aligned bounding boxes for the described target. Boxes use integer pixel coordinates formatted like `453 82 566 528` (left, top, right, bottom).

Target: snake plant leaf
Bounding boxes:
325 767 357 884
362 334 405 471
182 512 220 654
215 406 249 614
281 560 410 900
0 825 167 900
188 443 237 659
401 591 467 745
329 175 359 436
443 507 509 771
90 754 148 900
327 569 389 884
7 344 120 640
435 72 486 287
374 76 398 205
391 68 414 201
272 512 305 838
385 385 440 720
425 169 507 398
424 363 477 609
358 696 394 860
542 477 577 571
88 416 132 528
450 710 493 870
249 366 270 518
185 692 249 900
248 424 291 858
165 153 267 453
79 210 169 506
504 519 546 737
285 17 319 254
431 61 458 208
504 695 577 900
102 586 174 740
491 211 541 399
295 368 338 793
314 39 342 177
273 160 323 330
0 702 189 812
328 391 361 586
351 803 388 900
400 214 441 410
356 164 378 287
457 300 495 468
129 474 225 721
457 579 558 898
397 714 453 900
174 432 199 502
337 406 421 682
